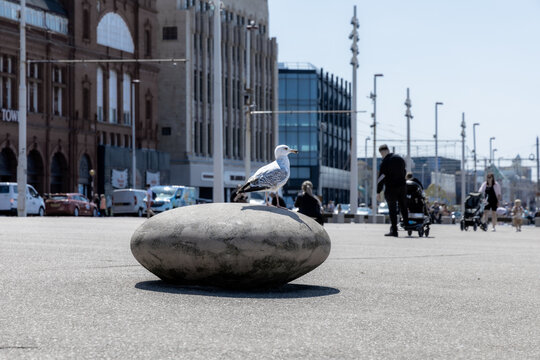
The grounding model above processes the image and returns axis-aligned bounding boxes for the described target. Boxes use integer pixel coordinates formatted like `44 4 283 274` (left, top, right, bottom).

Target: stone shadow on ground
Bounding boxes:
135 280 340 299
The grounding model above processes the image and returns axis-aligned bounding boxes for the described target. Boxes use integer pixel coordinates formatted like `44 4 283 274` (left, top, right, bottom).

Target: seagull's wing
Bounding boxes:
237 161 289 194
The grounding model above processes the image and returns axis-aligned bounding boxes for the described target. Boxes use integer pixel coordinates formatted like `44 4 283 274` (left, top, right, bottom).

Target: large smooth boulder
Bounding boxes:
131 203 331 289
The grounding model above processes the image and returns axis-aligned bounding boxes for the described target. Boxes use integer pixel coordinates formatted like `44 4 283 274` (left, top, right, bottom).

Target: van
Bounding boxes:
112 189 147 217
149 185 197 213
0 182 45 216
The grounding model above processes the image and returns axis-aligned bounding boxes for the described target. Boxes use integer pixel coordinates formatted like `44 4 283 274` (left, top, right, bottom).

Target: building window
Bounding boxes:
122 73 131 125
109 69 117 123
97 12 134 53
144 29 152 56
52 67 65 116
82 87 90 120
162 26 177 40
145 99 152 120
161 127 171 136
0 55 16 110
96 67 104 121
28 63 41 113
82 9 90 40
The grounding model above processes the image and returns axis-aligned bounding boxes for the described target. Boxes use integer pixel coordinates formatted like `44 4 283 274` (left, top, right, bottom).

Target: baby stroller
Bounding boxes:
460 192 487 231
401 180 431 237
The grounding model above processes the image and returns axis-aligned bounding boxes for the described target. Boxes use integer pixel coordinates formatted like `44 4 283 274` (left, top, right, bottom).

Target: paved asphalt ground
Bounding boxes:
1 216 539 359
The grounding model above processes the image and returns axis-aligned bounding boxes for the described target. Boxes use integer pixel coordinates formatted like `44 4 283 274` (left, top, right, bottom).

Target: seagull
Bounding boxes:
234 144 298 206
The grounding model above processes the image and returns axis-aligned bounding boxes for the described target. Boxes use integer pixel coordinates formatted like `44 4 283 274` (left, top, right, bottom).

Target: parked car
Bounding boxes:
357 206 372 216
45 193 98 216
377 202 389 214
451 211 462 224
112 189 147 217
149 185 197 213
334 204 350 214
0 182 45 216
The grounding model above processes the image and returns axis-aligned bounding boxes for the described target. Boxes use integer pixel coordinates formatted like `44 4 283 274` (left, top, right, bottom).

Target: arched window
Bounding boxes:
97 13 134 53
96 67 104 121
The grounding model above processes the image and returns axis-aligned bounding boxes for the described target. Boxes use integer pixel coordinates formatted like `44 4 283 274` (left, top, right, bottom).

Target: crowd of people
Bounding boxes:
229 143 536 235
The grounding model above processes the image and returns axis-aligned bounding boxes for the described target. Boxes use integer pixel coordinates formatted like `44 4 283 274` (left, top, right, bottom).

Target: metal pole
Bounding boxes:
349 6 359 215
489 137 495 165
371 74 383 222
17 0 27 217
473 123 479 190
244 22 255 182
536 136 540 197
212 2 224 202
405 88 412 172
434 102 443 202
365 136 370 205
461 113 466 213
131 80 139 188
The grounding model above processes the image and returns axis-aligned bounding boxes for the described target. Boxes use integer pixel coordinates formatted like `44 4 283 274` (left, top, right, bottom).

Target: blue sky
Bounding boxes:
269 0 540 175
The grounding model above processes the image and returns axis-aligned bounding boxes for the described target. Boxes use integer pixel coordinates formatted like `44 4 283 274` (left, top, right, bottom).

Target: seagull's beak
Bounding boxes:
289 149 298 154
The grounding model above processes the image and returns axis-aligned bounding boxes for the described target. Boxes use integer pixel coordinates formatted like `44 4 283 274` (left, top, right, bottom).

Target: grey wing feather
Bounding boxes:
255 168 289 188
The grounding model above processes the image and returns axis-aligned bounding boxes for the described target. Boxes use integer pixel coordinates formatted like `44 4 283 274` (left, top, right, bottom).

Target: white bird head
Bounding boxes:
274 144 298 159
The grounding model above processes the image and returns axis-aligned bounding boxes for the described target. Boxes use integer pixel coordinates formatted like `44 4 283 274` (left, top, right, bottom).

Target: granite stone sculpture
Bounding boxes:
131 203 331 289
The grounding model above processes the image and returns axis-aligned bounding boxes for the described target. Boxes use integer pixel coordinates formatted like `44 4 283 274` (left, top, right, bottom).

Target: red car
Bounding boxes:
45 193 98 217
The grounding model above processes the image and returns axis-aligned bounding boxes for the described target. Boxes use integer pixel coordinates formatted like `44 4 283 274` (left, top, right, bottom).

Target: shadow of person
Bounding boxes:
135 280 340 299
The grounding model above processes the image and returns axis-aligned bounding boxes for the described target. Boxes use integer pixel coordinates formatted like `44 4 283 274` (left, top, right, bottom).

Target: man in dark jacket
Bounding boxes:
377 144 408 237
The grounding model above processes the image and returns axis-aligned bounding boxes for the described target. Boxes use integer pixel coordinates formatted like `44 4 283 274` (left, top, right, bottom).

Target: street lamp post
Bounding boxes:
244 20 258 183
17 0 27 216
370 74 383 222
473 122 479 190
422 163 427 187
489 137 496 165
404 88 413 172
365 136 370 205
461 113 466 213
349 6 360 214
434 102 443 201
89 169 95 197
493 149 498 166
131 79 140 188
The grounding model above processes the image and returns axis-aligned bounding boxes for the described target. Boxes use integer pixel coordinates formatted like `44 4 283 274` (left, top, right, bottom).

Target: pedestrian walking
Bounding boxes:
478 172 501 231
294 180 324 226
376 144 408 237
511 199 524 232
99 194 107 217
146 184 155 218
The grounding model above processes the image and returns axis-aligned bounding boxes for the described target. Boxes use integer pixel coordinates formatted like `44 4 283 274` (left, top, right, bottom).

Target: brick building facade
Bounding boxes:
0 0 167 199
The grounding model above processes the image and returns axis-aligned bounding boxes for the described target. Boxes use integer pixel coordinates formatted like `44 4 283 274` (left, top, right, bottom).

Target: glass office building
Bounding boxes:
278 63 351 206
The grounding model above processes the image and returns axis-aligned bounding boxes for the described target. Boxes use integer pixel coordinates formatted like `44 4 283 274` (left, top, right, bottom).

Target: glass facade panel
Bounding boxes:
279 64 352 205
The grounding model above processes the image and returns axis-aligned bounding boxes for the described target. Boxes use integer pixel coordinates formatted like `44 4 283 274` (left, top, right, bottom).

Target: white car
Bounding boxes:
378 202 389 214
357 206 373 215
149 185 197 213
0 182 45 216
112 189 147 217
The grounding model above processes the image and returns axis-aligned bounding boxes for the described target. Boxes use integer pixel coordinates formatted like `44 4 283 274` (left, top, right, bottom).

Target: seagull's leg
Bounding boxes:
265 191 269 206
275 192 283 208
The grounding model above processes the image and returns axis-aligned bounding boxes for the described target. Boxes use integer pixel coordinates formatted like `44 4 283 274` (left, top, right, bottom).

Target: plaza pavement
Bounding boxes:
1 216 539 359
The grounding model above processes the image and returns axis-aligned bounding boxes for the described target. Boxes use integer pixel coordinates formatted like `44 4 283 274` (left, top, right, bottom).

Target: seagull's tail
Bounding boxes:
234 182 268 201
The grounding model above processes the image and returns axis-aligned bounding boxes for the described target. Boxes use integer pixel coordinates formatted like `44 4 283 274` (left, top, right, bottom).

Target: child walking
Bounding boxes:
511 199 524 232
